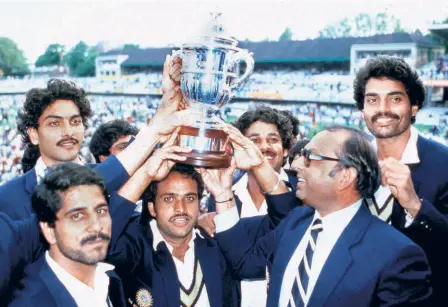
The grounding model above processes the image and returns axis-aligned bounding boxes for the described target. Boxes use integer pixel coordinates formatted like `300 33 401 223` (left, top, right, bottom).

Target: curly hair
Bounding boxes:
353 56 425 121
32 163 108 227
326 126 380 199
280 110 300 140
21 145 41 173
233 106 295 150
89 119 139 163
140 164 205 225
17 78 92 147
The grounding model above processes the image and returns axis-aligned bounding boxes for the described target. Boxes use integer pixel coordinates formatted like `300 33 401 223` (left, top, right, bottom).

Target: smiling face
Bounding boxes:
245 120 288 172
148 171 200 243
27 99 85 166
291 130 345 206
362 77 418 139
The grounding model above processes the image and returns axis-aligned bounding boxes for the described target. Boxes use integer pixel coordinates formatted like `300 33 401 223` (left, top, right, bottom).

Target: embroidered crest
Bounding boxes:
135 288 153 307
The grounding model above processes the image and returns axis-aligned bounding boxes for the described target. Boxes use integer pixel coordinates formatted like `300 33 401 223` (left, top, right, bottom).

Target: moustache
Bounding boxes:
169 214 191 222
372 112 400 123
80 233 111 246
57 137 79 146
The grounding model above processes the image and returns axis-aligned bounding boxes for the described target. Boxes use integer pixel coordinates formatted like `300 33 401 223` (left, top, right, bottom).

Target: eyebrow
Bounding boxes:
365 91 406 97
247 132 280 137
43 114 82 121
159 192 199 197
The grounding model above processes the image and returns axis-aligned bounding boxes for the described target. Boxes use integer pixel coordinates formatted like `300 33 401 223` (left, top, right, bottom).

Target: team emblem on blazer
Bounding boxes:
135 288 153 307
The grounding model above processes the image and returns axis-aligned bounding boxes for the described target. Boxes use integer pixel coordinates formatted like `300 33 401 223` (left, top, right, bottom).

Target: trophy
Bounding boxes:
173 12 254 168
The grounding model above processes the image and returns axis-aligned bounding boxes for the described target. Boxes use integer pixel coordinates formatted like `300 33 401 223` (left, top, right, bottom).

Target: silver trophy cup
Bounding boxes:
173 13 254 168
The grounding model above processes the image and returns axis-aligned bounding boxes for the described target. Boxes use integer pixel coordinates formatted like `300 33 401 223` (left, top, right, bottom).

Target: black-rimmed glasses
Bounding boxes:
298 148 341 167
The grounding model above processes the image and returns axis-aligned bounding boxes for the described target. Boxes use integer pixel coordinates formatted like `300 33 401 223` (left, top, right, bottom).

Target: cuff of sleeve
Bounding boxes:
214 206 239 233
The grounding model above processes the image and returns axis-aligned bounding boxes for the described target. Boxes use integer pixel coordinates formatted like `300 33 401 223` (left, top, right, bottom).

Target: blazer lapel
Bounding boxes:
107 271 127 307
195 236 222 307
307 205 373 306
153 242 181 307
38 258 78 307
266 214 313 306
25 168 37 195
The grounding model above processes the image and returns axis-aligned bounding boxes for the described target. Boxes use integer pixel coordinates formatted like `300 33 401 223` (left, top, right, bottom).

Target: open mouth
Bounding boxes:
170 216 190 226
263 153 275 161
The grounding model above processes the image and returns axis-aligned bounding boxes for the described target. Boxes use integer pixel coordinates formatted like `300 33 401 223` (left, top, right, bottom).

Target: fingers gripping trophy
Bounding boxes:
172 12 254 168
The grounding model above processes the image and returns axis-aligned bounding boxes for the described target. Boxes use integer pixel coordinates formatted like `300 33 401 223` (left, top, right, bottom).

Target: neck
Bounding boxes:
49 249 96 288
314 193 360 218
247 172 267 210
161 230 193 262
375 127 411 161
40 155 80 168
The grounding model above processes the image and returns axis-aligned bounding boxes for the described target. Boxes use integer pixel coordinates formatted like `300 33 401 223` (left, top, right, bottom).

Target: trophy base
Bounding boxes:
180 151 232 168
178 125 231 168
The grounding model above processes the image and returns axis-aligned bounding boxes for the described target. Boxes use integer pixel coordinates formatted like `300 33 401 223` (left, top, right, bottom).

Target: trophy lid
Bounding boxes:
184 12 238 48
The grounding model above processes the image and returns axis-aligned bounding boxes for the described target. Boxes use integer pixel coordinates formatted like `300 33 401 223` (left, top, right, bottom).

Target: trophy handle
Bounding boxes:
229 49 254 90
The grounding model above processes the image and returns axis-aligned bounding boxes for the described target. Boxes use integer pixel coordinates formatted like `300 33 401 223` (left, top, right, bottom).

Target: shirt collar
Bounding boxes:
150 219 203 253
233 168 289 195
45 251 114 304
313 199 362 233
371 126 420 164
35 157 48 184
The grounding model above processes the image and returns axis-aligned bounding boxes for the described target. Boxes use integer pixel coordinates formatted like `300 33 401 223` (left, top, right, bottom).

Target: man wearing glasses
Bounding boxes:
212 125 432 306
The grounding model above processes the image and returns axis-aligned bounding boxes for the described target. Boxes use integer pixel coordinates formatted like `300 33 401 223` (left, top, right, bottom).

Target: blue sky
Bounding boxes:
0 0 447 64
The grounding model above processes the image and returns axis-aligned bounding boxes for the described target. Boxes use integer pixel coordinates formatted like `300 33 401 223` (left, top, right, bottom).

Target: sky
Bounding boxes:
0 0 447 64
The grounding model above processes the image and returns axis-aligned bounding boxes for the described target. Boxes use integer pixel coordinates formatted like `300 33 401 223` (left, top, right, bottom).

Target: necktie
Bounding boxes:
288 218 323 307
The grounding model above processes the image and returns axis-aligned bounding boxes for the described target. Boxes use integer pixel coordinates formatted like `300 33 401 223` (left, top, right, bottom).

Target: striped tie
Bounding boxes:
288 218 323 307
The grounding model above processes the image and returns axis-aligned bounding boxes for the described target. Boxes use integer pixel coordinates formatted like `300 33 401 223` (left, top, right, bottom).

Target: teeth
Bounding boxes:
298 178 305 182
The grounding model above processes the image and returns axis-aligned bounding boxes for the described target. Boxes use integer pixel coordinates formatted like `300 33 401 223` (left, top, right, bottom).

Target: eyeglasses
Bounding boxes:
298 148 341 167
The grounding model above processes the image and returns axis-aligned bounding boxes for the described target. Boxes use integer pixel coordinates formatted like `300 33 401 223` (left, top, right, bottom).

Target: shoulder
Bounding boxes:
418 135 448 164
0 172 28 193
11 267 52 307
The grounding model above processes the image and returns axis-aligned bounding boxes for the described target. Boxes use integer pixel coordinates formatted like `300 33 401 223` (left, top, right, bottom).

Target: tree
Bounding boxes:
122 43 139 50
35 44 65 67
0 37 29 76
279 27 293 41
319 12 406 38
64 41 98 77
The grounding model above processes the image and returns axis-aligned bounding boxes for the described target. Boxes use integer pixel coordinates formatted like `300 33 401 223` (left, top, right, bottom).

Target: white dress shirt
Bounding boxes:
232 169 289 307
34 157 48 184
45 252 114 307
215 200 362 307
372 126 420 227
150 220 211 307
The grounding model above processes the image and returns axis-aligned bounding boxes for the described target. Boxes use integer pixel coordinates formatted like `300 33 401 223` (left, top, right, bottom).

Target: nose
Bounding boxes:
174 199 187 214
61 120 74 137
378 98 390 113
88 214 103 232
257 139 270 152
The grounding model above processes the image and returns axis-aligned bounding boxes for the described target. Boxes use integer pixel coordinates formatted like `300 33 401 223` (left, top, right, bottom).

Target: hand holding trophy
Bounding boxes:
172 12 254 168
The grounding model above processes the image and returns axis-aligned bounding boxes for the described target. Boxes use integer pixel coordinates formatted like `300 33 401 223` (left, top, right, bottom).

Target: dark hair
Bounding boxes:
280 110 300 141
89 119 139 163
288 139 310 166
233 106 294 151
32 163 108 227
21 145 41 173
353 56 425 124
17 78 92 147
140 164 205 225
325 126 380 199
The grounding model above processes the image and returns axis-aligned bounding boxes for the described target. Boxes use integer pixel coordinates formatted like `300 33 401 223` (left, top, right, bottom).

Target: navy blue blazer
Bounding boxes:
9 256 126 307
106 193 240 307
207 168 298 215
216 193 432 307
387 135 448 306
0 155 129 220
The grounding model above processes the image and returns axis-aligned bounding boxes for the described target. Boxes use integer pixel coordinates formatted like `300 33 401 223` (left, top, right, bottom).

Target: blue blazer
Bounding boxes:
106 191 296 307
216 193 432 307
9 256 126 307
0 155 129 220
387 135 448 306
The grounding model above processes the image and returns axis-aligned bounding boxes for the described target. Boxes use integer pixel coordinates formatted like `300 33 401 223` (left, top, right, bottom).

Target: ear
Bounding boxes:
27 127 39 146
148 202 156 218
339 167 357 191
411 105 418 118
39 222 57 245
99 155 108 163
